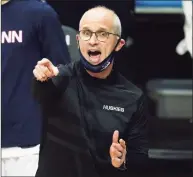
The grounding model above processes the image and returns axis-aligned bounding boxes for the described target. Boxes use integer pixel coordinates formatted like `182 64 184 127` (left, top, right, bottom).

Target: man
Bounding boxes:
1 0 70 176
33 6 148 177
176 0 192 58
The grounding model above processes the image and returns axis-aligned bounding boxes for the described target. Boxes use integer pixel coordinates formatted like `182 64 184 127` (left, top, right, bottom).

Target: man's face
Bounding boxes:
77 9 124 65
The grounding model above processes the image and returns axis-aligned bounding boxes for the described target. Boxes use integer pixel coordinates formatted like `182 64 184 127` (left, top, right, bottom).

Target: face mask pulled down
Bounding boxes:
79 39 120 73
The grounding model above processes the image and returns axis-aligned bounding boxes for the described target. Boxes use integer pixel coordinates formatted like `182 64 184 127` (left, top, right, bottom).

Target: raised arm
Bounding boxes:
32 58 71 104
109 94 149 174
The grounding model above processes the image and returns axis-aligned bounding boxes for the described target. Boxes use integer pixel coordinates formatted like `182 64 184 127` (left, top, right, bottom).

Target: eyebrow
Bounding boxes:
81 27 109 32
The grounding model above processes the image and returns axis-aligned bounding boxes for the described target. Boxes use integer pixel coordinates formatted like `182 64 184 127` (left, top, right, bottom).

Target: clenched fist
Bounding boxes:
33 58 59 82
109 130 127 168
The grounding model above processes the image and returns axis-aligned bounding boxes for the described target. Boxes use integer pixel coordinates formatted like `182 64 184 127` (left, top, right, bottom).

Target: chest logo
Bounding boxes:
103 105 124 112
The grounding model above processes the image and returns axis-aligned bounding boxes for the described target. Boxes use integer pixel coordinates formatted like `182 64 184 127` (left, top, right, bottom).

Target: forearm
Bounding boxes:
32 64 72 103
32 77 59 104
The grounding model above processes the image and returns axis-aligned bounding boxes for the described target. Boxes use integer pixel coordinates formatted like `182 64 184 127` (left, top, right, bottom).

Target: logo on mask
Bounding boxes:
102 61 110 70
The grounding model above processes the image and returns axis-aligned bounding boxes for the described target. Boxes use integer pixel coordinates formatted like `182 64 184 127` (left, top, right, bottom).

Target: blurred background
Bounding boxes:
47 0 192 176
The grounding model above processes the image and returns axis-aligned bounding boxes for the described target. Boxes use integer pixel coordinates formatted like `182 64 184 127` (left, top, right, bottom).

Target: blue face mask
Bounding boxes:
79 39 121 73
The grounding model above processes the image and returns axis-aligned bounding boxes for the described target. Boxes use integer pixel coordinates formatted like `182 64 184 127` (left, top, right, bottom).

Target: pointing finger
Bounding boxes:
37 58 51 65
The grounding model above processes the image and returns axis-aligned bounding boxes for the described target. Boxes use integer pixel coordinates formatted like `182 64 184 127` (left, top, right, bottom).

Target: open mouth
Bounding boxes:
88 50 101 64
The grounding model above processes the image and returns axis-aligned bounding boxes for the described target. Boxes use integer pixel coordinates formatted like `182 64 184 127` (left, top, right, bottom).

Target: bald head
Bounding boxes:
79 6 122 36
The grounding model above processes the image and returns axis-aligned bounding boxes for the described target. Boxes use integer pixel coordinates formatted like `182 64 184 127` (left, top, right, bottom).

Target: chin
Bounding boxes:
86 57 101 65
89 61 101 65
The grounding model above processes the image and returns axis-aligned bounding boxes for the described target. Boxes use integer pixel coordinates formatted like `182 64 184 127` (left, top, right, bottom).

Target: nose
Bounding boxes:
89 33 98 45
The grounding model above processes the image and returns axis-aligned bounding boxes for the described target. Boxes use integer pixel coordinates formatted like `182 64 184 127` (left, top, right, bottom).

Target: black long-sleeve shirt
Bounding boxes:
33 61 149 177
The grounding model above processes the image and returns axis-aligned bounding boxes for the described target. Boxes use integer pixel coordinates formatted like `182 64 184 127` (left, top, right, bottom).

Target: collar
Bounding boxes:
79 61 117 86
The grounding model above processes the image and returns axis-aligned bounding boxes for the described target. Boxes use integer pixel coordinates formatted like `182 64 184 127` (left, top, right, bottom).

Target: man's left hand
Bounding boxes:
109 130 127 168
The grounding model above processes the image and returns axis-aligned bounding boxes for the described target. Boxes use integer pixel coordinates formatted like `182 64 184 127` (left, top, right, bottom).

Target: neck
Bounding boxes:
86 63 113 79
1 0 10 5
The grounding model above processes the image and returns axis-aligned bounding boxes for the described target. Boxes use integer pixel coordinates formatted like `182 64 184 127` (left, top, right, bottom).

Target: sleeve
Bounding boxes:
123 94 149 173
32 64 72 104
32 77 59 104
38 3 71 65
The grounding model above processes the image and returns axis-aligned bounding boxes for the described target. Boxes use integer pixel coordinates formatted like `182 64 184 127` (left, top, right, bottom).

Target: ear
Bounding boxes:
115 39 125 52
76 34 80 48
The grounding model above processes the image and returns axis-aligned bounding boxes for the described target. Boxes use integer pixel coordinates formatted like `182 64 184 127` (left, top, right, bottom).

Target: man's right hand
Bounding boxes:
33 58 59 82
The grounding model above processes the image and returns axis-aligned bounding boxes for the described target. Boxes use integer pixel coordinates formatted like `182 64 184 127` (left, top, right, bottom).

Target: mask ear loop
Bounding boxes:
111 37 122 53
